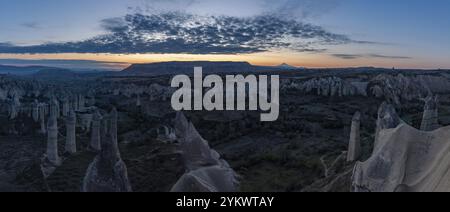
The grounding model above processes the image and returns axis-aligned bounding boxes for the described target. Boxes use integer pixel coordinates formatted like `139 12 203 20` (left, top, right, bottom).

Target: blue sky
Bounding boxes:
0 0 449 69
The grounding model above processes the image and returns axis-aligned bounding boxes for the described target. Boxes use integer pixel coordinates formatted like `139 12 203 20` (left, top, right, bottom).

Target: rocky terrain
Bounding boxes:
1 63 450 192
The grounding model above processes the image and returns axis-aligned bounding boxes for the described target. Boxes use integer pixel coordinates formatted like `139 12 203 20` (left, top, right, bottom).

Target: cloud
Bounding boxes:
0 59 128 71
0 12 354 54
0 42 14 47
21 22 41 29
368 54 412 59
331 54 362 59
332 53 412 60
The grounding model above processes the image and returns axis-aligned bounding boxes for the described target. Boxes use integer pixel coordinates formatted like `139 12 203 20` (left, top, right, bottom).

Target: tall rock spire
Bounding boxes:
347 112 361 162
89 110 102 152
46 101 60 165
136 94 141 107
62 98 70 117
65 110 77 154
32 100 39 122
39 104 47 134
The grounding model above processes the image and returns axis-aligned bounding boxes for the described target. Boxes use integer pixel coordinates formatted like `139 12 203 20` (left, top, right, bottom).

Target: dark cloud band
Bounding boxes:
0 12 357 55
332 53 412 60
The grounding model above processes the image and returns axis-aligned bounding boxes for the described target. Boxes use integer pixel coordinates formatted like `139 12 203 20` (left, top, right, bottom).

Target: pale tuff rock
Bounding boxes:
174 112 219 169
136 94 141 107
283 74 450 105
370 85 384 98
45 104 60 166
157 125 177 143
351 102 449 192
62 99 70 117
79 113 93 132
350 82 369 96
89 110 102 152
171 166 239 192
374 102 402 148
171 112 239 192
368 74 431 105
32 100 39 122
77 106 97 132
39 104 47 134
65 110 77 154
49 98 60 118
416 74 450 93
82 108 132 192
73 96 79 111
0 89 7 100
420 95 440 131
104 83 174 101
352 124 450 192
347 112 361 162
78 94 86 110
287 77 361 97
8 95 20 120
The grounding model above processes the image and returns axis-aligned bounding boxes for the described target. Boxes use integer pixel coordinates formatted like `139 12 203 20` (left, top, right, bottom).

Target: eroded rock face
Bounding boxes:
82 108 132 192
283 74 450 106
171 112 239 192
352 101 450 192
420 95 440 131
347 112 361 162
368 74 431 105
352 124 450 192
285 77 362 97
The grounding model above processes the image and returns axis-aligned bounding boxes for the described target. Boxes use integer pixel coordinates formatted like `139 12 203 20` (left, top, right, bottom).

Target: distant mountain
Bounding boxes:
121 61 261 76
31 68 80 80
0 65 56 75
277 63 300 70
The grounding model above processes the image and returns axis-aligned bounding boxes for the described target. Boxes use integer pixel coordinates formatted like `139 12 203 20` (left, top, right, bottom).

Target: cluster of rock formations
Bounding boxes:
283 73 450 106
349 95 450 192
368 74 432 105
170 112 239 192
104 82 174 102
284 77 363 97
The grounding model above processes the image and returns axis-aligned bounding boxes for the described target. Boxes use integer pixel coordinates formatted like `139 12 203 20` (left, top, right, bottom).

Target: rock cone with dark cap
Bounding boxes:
82 108 132 192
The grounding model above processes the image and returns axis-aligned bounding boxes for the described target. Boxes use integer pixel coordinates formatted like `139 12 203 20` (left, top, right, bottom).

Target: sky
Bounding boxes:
0 0 449 69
